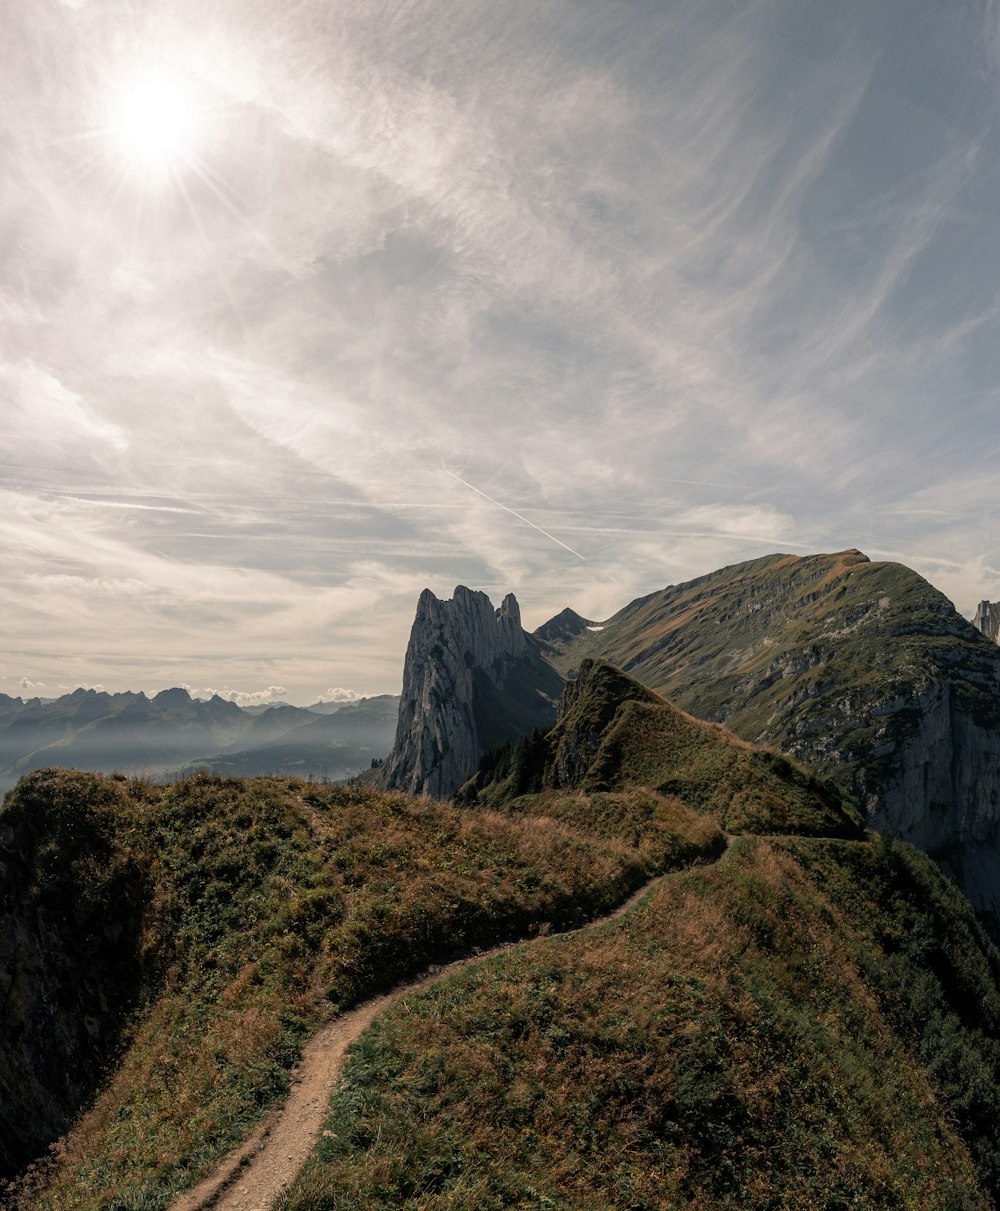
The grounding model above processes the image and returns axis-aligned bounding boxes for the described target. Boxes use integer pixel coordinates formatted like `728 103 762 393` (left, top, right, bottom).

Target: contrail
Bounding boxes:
444 470 586 560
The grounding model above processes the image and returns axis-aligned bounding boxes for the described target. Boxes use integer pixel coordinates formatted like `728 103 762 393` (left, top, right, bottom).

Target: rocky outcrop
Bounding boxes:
871 679 1000 926
974 600 1000 643
380 587 563 798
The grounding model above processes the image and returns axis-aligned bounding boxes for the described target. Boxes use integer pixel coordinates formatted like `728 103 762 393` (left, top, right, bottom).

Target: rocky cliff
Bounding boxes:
974 600 1000 643
380 587 563 797
546 550 1000 932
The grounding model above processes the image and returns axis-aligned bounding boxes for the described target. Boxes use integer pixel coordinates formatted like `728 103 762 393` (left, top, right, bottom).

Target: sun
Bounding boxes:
108 70 202 181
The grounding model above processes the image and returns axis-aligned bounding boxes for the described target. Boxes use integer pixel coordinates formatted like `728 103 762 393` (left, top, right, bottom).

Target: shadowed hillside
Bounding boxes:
460 658 863 840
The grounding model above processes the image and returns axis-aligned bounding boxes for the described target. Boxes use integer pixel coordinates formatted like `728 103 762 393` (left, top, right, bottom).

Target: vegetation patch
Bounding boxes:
461 659 862 839
281 835 994 1210
3 770 720 1209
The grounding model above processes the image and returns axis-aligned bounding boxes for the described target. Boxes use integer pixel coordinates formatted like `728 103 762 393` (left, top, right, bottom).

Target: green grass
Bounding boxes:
280 835 994 1210
462 659 863 839
3 769 722 1209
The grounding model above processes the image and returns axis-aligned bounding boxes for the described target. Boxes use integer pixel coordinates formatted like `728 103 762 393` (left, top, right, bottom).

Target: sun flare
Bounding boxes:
109 71 201 180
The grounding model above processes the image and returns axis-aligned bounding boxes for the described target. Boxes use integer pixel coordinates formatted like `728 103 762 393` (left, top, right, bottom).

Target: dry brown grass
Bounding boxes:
6 773 722 1210
281 833 990 1210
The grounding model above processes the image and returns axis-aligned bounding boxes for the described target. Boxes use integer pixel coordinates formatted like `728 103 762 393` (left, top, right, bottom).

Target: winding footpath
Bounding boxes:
169 843 733 1211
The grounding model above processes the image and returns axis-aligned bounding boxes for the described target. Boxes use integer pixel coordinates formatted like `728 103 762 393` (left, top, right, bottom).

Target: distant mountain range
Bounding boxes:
0 690 399 793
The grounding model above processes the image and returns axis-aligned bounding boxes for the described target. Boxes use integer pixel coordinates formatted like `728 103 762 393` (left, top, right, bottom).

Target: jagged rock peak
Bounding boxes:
974 600 1000 643
534 606 594 645
412 585 527 666
380 586 562 799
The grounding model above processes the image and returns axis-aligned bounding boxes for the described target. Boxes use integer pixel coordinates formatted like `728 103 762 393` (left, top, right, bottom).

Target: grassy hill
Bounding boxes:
5 654 1000 1208
281 664 1000 1209
543 550 1000 786
1 769 719 1208
460 658 863 840
283 831 1000 1210
539 549 1000 934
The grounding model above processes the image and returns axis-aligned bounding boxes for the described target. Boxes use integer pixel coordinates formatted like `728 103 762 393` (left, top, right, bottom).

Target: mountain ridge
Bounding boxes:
379 549 1000 931
0 690 400 792
6 611 1000 1204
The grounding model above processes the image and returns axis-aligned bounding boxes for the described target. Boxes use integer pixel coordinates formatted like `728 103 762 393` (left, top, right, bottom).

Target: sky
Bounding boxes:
3 0 999 706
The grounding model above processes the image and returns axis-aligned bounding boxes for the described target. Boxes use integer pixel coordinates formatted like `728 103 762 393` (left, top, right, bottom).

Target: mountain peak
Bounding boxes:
380 586 561 797
534 606 595 645
153 687 192 706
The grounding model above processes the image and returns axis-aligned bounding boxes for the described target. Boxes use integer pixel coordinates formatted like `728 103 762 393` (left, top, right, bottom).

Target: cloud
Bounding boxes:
18 677 44 689
320 687 360 703
2 0 999 697
197 685 288 707
0 361 129 456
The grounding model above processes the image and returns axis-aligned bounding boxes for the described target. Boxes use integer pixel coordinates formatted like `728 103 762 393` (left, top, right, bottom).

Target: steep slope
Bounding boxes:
544 550 1000 929
380 587 562 797
281 662 1000 1209
461 659 863 840
0 773 148 1183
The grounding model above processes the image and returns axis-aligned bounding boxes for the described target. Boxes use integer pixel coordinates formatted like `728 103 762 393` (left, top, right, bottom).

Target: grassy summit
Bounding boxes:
460 658 863 839
543 549 1000 802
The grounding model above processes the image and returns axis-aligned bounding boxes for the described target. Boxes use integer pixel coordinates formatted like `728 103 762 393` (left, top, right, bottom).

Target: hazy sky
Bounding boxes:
3 0 999 705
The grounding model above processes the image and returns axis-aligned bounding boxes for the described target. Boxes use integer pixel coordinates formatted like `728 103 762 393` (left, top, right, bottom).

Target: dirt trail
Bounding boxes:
169 848 729 1211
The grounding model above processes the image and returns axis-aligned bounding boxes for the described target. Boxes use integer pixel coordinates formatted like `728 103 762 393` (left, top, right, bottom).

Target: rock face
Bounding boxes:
974 600 1000 643
546 550 1000 934
380 587 563 798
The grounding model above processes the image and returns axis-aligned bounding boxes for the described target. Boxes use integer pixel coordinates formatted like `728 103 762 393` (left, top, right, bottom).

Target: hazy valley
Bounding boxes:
0 692 399 797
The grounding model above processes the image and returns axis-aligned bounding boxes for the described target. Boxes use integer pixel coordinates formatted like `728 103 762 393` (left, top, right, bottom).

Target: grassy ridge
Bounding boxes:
281 834 994 1210
275 659 1000 1209
11 645 1000 1209
547 550 1000 795
462 659 863 839
4 771 722 1209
